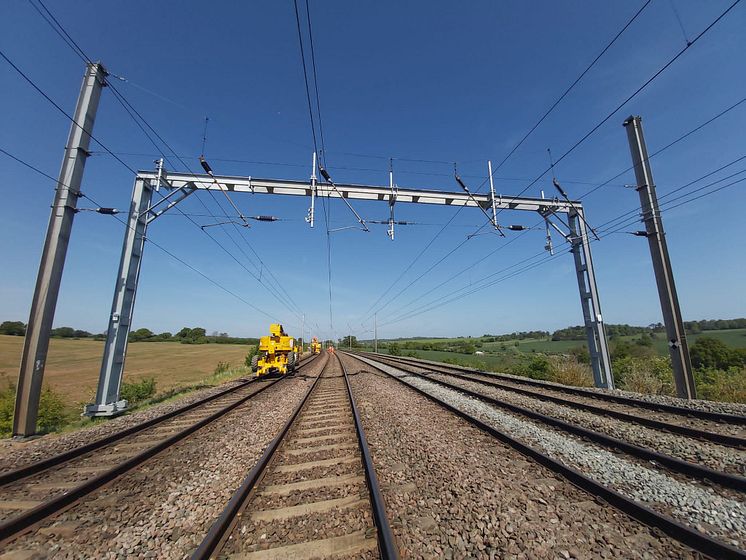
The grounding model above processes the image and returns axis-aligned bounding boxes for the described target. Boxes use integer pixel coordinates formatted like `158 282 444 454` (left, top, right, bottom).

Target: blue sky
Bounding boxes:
1 0 744 342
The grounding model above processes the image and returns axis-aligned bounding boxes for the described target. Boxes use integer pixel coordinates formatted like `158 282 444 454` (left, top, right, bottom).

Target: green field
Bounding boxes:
374 328 746 357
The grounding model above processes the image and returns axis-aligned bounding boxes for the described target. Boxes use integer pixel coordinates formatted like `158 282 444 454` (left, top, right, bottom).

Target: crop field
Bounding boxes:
0 335 252 406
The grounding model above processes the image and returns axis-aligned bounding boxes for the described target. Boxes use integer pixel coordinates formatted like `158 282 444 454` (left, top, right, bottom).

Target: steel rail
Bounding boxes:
366 353 746 448
0 356 318 545
0 354 317 488
192 352 399 560
349 352 746 560
363 352 746 425
190 355 327 559
339 353 399 560
363 354 745 492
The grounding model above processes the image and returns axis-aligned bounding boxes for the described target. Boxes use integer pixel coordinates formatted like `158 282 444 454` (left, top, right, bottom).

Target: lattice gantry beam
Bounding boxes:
136 171 577 214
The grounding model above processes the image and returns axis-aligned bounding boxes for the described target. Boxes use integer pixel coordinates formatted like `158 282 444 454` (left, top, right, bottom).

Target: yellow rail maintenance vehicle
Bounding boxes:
250 324 298 377
310 336 322 354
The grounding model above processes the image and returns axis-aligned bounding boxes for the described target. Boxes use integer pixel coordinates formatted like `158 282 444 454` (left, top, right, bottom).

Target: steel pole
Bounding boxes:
374 313 378 353
13 62 107 437
623 115 696 399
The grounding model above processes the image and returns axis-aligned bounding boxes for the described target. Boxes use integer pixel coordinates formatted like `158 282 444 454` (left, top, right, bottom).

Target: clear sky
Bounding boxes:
1 0 745 343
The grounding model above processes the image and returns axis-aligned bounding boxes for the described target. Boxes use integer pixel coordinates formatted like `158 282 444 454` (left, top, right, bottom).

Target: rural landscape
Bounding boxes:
1 2 745 559
2 318 744 437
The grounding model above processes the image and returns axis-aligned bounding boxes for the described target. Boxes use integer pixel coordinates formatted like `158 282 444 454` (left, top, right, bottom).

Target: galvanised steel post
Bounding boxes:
86 173 197 417
84 177 153 417
13 62 107 437
623 115 696 399
568 208 614 389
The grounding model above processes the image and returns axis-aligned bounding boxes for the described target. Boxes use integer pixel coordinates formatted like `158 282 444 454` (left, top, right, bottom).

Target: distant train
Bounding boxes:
310 336 322 354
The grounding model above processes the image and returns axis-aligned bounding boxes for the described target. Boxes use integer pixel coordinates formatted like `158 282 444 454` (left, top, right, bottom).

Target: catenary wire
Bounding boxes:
1 147 286 323
359 0 654 322
15 7 306 323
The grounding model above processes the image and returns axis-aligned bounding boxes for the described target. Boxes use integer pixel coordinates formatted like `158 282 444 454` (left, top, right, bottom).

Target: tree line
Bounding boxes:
0 321 257 345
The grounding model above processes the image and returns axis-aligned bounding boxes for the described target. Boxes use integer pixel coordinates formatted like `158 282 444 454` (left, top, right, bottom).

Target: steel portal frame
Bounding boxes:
86 167 614 416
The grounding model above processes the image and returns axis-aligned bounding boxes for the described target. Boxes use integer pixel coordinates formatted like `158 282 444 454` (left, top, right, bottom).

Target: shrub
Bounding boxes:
696 367 746 404
0 383 14 437
0 382 71 437
690 337 744 370
214 361 231 375
614 356 674 395
548 356 594 387
0 321 26 336
37 387 69 433
244 346 258 367
120 377 156 404
569 345 590 364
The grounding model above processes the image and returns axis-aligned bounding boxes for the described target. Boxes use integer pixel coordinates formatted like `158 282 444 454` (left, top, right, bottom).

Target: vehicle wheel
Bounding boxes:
250 354 259 372
287 352 296 373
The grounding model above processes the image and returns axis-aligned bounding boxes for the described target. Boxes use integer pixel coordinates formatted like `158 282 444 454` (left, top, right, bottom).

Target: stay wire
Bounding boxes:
489 0 742 219
380 167 746 327
294 0 333 329
385 159 746 326
371 37 746 324
104 83 305 320
293 0 319 156
1 147 283 322
0 49 138 177
359 0 651 322
18 3 305 322
304 0 326 164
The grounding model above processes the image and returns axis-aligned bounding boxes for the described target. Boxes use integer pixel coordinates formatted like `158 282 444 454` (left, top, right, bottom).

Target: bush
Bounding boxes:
0 321 26 336
548 356 594 387
0 383 14 437
37 387 69 433
244 346 258 368
614 356 674 395
0 382 71 437
120 377 156 404
690 337 744 370
696 367 746 403
214 361 231 375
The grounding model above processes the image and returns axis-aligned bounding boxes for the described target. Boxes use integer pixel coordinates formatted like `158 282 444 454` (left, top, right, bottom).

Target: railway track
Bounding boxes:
363 352 746 487
363 352 746 445
192 352 398 559
0 354 318 546
349 351 746 560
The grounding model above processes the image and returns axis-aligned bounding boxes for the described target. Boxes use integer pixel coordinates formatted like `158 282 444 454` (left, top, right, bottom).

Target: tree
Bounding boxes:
190 327 207 339
175 327 192 339
51 327 75 338
388 342 402 356
0 321 26 336
129 328 154 342
339 335 358 348
690 337 744 370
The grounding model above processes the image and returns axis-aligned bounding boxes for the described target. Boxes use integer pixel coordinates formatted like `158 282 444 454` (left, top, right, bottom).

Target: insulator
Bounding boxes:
319 166 332 182
96 208 119 215
252 215 279 222
552 178 568 198
508 225 527 231
633 230 649 237
199 156 213 174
